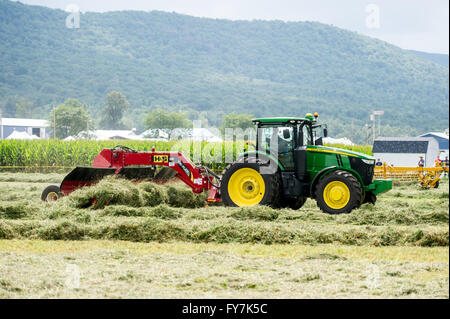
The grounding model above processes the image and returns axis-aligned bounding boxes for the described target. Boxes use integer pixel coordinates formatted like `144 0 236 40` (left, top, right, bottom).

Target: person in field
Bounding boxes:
418 156 425 167
443 156 449 177
434 156 443 177
435 156 442 167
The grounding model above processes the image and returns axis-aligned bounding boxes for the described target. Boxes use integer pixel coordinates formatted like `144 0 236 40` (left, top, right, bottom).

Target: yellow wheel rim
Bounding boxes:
228 168 265 207
323 181 350 210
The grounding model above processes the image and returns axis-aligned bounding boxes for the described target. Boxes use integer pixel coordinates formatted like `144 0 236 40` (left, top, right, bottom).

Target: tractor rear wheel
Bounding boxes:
220 162 280 207
314 170 363 214
41 185 62 202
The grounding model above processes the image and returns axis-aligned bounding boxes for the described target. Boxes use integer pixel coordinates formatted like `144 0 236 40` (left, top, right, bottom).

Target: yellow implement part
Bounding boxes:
374 163 448 185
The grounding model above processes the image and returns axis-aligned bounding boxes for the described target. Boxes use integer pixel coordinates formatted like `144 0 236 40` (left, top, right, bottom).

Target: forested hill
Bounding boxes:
0 0 448 142
408 50 449 68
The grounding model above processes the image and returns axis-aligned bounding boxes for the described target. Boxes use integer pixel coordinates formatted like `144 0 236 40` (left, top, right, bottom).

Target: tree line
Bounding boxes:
0 91 254 140
2 91 425 143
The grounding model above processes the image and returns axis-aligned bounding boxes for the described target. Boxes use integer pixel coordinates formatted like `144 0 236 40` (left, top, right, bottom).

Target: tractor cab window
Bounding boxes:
299 124 312 146
312 124 328 145
258 126 294 169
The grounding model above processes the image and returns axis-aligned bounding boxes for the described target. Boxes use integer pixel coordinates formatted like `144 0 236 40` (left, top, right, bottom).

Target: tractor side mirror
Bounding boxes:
323 128 328 138
315 137 323 146
283 129 291 139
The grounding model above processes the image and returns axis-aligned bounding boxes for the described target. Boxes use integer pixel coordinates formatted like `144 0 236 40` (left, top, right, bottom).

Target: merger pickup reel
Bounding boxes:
42 113 392 214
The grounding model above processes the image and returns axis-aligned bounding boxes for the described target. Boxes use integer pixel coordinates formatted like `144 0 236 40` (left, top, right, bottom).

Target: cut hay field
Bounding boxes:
0 172 448 298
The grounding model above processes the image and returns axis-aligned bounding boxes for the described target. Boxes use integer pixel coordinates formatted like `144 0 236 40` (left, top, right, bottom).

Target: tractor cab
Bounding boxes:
252 113 327 171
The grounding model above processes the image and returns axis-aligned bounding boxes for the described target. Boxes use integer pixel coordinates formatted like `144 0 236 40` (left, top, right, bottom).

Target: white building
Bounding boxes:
0 117 49 139
418 132 449 150
373 137 440 167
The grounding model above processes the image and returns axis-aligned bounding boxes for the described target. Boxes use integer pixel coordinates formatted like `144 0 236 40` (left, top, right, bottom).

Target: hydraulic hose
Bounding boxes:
200 166 221 189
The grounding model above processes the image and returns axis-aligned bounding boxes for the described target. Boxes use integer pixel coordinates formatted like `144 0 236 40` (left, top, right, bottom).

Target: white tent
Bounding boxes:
65 129 144 141
140 127 223 142
323 137 354 146
93 130 144 140
191 128 223 142
6 130 39 140
140 129 169 141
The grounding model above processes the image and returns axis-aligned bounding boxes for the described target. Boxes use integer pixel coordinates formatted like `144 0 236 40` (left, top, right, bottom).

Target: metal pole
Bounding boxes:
379 115 381 136
351 119 354 142
53 104 56 139
365 124 370 145
372 116 375 143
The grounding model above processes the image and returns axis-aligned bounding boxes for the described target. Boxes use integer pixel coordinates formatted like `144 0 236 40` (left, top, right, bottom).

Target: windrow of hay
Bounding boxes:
101 205 181 220
0 202 29 219
0 173 448 247
59 176 207 210
0 218 447 246
230 206 279 221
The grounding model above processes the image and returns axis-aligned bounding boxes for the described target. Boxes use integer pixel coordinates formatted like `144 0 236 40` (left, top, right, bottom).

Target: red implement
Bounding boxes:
50 146 222 204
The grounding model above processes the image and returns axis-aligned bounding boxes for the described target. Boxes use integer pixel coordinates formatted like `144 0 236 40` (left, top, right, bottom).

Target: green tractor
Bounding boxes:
220 113 392 214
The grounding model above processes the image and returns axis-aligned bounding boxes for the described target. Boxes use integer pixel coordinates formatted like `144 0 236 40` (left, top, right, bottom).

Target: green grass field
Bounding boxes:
0 172 448 298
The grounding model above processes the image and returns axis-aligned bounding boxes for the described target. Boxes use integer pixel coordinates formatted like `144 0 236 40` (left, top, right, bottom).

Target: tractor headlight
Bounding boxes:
361 159 375 165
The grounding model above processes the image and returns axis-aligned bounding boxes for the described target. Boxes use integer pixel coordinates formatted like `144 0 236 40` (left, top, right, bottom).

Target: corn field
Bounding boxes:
0 140 372 171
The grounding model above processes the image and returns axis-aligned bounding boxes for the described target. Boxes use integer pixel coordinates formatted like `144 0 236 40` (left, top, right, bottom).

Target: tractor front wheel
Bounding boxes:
315 170 363 214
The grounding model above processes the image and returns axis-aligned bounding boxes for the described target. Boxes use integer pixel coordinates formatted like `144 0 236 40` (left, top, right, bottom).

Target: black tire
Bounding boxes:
41 185 62 202
362 191 377 205
433 181 440 189
314 170 363 214
282 196 307 210
220 161 281 207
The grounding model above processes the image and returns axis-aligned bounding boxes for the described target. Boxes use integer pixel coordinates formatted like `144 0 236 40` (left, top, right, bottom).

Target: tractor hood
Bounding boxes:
306 145 374 160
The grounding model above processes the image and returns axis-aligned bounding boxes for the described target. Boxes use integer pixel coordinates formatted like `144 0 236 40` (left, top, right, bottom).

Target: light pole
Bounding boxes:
53 104 56 139
364 124 371 145
371 110 384 143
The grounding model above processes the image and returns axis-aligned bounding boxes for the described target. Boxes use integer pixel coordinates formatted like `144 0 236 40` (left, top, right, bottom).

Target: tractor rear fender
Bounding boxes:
310 166 365 199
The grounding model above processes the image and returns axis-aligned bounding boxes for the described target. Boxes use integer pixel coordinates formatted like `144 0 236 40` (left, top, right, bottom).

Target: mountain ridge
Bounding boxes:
407 50 448 68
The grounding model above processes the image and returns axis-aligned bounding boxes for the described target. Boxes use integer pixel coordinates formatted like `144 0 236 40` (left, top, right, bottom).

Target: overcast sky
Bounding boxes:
14 0 449 54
